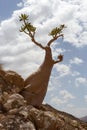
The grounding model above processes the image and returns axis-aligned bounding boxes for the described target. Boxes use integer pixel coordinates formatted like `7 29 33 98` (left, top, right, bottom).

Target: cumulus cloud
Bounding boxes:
17 2 23 8
55 63 81 78
70 57 83 65
16 0 87 47
50 89 75 105
75 77 87 87
0 8 45 77
84 95 87 102
71 71 80 77
66 103 75 108
55 64 71 77
59 89 75 100
50 96 67 105
50 95 87 117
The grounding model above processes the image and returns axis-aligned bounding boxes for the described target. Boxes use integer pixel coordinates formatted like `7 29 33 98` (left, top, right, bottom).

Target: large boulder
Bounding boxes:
0 69 24 94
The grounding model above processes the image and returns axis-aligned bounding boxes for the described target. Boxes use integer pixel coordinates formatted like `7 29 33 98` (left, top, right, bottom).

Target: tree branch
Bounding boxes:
53 59 62 64
31 36 45 50
53 54 63 64
23 28 45 50
19 14 64 50
47 34 64 46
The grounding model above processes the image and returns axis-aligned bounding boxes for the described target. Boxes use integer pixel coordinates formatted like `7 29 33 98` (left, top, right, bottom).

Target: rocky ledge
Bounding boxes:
0 69 87 130
0 94 87 130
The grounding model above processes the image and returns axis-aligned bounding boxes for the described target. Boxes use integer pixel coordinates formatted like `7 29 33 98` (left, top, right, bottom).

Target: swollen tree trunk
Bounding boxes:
21 46 54 106
21 45 63 106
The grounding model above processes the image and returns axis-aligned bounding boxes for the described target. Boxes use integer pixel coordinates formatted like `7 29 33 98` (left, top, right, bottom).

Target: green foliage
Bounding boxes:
49 24 66 38
19 14 36 33
19 13 66 40
19 14 29 21
26 23 36 32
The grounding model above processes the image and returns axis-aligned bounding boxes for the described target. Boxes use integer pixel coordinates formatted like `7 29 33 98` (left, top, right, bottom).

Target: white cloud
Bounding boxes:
50 89 75 106
50 96 67 105
59 90 75 100
55 63 80 78
71 71 80 77
52 47 66 58
55 64 71 77
79 31 87 47
84 95 87 102
0 10 46 78
0 18 18 44
75 77 87 87
70 57 83 65
50 96 87 117
1 0 87 55
14 0 87 48
48 86 55 92
17 2 23 8
66 103 75 108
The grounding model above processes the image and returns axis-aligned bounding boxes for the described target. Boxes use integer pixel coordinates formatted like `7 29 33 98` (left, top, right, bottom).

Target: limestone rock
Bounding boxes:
0 103 87 130
3 93 27 111
0 69 24 94
0 69 87 129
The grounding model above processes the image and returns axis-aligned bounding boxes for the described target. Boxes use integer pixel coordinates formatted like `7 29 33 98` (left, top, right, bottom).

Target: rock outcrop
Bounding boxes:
0 69 87 130
0 69 24 94
0 102 87 130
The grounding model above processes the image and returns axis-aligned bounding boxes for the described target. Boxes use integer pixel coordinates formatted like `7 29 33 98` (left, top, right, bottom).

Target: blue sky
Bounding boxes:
0 0 87 117
0 0 22 20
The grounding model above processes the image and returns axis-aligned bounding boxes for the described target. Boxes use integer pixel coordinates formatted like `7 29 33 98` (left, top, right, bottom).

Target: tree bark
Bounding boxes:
20 46 54 106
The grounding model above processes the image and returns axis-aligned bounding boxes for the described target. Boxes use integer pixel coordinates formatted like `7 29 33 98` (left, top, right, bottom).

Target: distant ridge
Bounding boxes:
80 116 87 122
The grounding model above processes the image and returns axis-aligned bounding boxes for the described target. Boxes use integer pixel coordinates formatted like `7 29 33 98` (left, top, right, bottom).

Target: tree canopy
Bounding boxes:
19 14 66 46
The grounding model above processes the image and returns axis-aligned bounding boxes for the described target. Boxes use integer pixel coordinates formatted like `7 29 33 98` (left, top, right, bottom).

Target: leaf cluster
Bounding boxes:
19 13 66 44
19 14 29 21
19 14 36 34
49 24 66 38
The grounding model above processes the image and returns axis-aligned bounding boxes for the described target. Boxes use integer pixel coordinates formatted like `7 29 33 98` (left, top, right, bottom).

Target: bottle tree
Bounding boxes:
19 14 66 106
